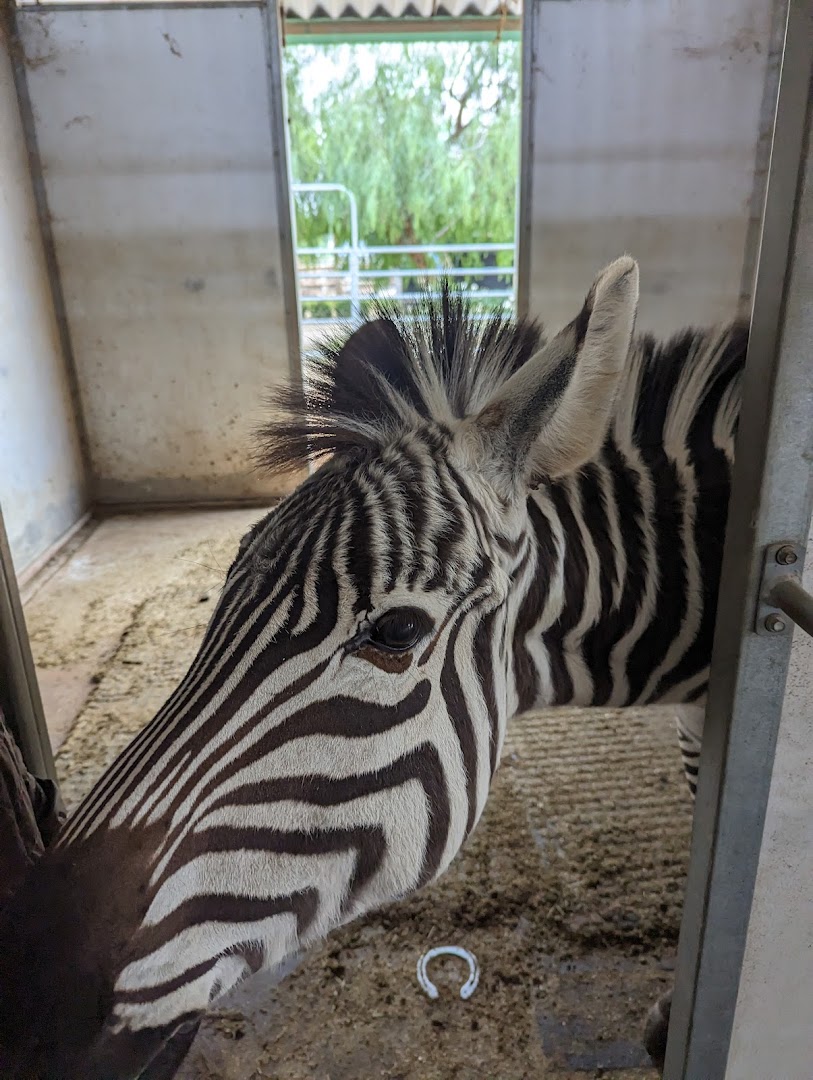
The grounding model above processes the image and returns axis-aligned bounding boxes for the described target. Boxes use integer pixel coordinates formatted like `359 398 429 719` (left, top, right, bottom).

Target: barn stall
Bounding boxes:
0 0 811 1077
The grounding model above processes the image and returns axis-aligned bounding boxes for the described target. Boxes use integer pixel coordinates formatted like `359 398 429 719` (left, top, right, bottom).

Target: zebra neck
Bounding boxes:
513 444 723 712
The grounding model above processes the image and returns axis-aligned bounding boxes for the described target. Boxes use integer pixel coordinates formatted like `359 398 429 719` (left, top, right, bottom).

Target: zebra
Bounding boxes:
0 256 745 1080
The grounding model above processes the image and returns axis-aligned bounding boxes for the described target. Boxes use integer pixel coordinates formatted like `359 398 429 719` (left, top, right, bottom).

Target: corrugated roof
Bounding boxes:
285 0 520 21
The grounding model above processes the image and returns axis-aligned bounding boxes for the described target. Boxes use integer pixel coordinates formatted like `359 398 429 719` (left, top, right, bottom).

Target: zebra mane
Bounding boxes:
256 283 543 473
256 281 748 479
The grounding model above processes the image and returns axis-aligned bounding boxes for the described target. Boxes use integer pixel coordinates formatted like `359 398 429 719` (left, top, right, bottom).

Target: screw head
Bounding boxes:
775 545 798 566
764 614 787 633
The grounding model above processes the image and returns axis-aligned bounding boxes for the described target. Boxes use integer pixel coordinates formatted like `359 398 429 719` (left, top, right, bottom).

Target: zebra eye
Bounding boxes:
368 607 432 653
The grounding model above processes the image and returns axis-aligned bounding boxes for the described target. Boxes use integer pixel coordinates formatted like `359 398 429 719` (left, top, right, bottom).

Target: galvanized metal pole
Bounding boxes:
0 506 56 782
515 0 539 319
347 187 361 323
261 0 303 394
291 183 362 321
664 2 813 1076
768 577 813 638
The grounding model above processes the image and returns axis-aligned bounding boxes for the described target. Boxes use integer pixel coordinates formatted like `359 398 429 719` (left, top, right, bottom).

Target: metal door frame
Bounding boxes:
665 1 813 1075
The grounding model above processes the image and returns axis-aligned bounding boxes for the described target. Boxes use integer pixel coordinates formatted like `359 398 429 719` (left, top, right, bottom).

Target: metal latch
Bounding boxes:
754 542 813 638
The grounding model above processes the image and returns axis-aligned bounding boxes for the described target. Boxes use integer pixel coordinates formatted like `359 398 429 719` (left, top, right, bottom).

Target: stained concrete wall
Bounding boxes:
16 7 302 506
0 34 86 575
520 0 781 337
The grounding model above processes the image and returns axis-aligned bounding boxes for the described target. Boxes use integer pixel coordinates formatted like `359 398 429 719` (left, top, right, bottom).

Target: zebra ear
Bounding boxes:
329 317 416 416
470 256 639 487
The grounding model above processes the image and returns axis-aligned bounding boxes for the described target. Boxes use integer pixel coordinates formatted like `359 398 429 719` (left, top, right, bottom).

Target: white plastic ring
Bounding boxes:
416 946 480 1001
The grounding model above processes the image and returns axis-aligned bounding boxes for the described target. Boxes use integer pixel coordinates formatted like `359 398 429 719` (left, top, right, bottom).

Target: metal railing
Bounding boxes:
292 184 517 325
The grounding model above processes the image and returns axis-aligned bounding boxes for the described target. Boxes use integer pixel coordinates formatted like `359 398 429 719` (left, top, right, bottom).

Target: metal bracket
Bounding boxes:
754 542 806 636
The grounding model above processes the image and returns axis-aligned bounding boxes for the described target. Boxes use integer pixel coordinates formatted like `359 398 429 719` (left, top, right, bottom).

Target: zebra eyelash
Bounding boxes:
345 606 436 658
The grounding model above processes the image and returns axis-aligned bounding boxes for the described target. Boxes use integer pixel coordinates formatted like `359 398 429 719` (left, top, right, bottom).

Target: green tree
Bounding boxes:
284 40 520 315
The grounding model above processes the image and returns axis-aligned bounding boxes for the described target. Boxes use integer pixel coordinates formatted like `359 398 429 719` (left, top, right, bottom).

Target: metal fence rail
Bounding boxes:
292 184 517 324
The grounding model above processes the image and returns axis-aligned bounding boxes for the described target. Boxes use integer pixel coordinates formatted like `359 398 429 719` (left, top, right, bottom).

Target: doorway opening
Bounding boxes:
283 35 521 347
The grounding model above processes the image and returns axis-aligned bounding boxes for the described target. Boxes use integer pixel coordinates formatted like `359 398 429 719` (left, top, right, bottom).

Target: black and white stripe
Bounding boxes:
0 257 744 1079
59 441 516 1034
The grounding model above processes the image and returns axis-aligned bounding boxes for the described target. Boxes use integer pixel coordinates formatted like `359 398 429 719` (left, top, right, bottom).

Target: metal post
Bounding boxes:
664 2 813 1076
515 0 539 319
292 183 362 321
261 0 304 393
348 192 361 323
769 577 813 638
0 506 56 783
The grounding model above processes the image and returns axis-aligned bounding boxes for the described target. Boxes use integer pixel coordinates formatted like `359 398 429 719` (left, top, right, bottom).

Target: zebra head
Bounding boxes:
0 257 638 1079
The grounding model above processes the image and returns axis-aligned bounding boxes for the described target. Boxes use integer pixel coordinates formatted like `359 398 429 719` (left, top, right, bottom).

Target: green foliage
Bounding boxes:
285 39 520 310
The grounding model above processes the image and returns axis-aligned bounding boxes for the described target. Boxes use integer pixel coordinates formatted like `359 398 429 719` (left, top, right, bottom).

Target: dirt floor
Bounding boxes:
23 511 694 1079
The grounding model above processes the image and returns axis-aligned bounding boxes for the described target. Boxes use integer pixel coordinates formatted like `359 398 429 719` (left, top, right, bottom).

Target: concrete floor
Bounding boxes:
24 509 263 794
22 511 692 1077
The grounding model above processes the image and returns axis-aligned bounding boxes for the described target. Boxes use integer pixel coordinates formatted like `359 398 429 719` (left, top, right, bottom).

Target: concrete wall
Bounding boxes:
16 7 302 505
0 34 86 575
519 0 781 337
